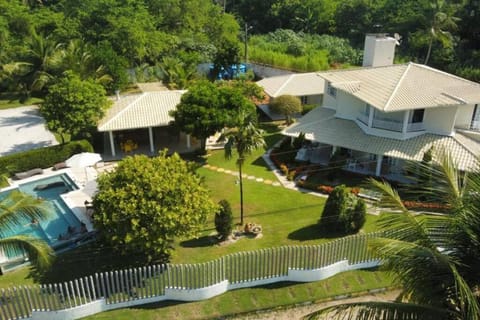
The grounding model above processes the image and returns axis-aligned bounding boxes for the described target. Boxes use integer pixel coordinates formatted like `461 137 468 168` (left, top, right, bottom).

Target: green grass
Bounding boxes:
0 267 34 288
85 270 393 320
0 92 43 109
203 122 283 181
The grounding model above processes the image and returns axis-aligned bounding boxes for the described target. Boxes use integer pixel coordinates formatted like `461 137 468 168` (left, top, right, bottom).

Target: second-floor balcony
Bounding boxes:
356 112 425 133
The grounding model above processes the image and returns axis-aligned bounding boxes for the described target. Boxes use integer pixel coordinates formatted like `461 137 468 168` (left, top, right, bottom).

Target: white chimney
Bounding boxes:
362 33 397 67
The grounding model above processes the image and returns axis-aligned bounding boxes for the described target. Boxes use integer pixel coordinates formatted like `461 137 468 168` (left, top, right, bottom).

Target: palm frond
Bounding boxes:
367 178 407 212
303 301 450 320
0 235 54 270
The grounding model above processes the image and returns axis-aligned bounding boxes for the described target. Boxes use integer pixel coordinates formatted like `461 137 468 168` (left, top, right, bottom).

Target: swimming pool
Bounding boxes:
0 173 82 259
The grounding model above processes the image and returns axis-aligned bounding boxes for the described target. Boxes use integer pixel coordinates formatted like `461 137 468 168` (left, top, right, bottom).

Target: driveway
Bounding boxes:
0 106 58 156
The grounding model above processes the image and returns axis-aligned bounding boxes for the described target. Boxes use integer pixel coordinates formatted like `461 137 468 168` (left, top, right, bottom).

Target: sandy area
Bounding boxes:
0 106 58 156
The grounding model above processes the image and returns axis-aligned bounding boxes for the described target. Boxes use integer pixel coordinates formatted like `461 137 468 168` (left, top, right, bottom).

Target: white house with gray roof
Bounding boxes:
283 34 480 178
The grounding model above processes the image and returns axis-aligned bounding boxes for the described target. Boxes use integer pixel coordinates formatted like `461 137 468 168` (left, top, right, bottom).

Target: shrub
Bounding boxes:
319 185 364 234
287 170 296 181
301 104 316 115
280 164 289 175
215 199 234 239
0 140 93 176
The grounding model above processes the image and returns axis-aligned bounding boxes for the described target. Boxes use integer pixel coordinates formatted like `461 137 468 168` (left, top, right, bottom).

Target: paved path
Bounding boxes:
0 106 58 156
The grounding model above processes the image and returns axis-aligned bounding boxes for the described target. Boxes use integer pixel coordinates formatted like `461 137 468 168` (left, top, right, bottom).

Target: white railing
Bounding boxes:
407 122 425 132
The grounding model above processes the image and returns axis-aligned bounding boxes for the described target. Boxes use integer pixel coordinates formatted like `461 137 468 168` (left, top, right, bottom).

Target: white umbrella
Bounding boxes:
66 152 102 168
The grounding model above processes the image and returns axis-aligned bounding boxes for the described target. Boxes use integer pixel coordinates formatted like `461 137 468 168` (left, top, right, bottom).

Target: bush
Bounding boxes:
301 104 316 115
0 140 93 176
319 185 365 234
215 199 234 239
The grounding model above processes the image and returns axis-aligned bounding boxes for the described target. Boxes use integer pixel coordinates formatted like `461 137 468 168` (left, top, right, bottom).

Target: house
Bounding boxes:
283 34 480 179
97 90 196 158
256 73 324 120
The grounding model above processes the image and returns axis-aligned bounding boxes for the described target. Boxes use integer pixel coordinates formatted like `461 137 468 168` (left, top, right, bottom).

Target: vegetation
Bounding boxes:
214 199 234 240
0 140 93 176
221 111 266 225
306 150 480 320
0 191 54 270
319 185 366 234
269 94 302 124
92 152 217 263
40 72 111 143
170 80 256 152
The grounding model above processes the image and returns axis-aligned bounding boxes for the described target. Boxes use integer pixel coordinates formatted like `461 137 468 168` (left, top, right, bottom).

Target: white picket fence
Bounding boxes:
0 233 383 320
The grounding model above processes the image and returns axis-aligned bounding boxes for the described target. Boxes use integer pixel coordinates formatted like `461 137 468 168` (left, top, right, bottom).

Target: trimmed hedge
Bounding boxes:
0 140 93 176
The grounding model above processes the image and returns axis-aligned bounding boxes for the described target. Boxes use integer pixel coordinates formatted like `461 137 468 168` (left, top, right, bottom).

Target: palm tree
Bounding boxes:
0 191 54 270
304 149 480 320
221 111 266 225
424 0 460 65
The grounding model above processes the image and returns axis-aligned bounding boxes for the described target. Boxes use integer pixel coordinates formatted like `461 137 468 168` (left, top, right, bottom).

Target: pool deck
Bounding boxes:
6 162 119 233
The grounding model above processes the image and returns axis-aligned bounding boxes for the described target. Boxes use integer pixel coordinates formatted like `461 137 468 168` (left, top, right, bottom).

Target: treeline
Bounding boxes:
0 0 241 98
227 0 480 80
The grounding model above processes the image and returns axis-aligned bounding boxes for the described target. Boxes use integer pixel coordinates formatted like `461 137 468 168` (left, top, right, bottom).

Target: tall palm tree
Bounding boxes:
0 191 54 270
424 0 460 65
221 111 266 225
304 149 480 320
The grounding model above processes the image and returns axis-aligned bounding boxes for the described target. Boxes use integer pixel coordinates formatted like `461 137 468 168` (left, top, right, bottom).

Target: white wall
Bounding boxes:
424 106 458 135
454 104 475 128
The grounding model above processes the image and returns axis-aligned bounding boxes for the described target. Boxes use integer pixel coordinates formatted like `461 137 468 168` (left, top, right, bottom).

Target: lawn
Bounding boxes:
85 270 394 320
0 92 43 109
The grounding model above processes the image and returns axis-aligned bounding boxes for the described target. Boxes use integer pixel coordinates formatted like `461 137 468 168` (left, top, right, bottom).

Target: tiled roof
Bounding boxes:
98 91 186 132
257 73 325 98
283 107 480 171
319 63 480 112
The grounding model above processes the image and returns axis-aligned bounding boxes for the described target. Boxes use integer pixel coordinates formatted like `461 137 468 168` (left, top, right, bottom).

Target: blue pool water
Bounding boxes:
0 174 82 258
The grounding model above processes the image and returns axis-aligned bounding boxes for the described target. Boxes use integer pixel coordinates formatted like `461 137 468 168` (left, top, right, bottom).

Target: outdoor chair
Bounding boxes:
14 168 43 180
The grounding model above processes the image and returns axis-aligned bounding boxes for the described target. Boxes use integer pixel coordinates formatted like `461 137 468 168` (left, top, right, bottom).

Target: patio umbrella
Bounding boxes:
66 152 102 168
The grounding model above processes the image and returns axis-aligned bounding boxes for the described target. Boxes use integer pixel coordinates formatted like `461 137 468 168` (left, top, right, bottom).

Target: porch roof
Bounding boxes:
97 91 186 132
319 63 480 112
283 107 480 171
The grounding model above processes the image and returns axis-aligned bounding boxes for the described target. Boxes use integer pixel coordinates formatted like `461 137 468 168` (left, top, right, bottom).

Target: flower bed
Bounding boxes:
402 201 450 212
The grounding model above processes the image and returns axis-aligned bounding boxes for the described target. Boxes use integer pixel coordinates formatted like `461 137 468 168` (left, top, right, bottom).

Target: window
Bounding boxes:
300 96 308 104
471 104 480 130
327 82 337 98
411 109 425 123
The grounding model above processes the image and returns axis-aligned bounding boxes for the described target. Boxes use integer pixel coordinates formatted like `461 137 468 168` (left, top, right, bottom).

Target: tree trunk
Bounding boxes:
200 137 207 154
424 34 434 65
239 162 244 226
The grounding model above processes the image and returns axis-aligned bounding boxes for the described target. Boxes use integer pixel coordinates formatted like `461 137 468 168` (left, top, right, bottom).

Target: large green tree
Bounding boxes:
40 72 110 143
170 80 256 152
0 191 53 270
269 94 302 125
92 152 217 263
306 150 480 320
222 111 265 225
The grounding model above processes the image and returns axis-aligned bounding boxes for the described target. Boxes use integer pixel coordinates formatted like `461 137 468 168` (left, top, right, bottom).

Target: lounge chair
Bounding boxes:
14 168 43 180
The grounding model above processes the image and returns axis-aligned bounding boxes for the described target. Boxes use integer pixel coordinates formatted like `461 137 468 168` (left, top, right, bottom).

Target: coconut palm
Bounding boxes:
221 111 266 225
0 190 54 270
304 150 480 320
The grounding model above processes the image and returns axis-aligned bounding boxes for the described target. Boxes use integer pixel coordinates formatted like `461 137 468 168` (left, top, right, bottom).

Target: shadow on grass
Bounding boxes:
135 299 186 309
288 224 349 241
180 235 218 248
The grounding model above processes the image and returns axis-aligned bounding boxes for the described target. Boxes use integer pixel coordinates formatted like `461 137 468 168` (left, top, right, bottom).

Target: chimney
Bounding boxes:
115 90 121 100
362 33 397 67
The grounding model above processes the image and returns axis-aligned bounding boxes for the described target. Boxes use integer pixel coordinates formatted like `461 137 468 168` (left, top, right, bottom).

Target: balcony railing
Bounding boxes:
356 113 369 125
407 122 425 132
372 118 403 132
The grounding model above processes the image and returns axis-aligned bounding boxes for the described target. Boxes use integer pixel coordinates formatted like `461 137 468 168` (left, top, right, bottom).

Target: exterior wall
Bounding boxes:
334 91 365 120
322 82 337 109
362 34 397 67
455 104 476 129
424 106 458 135
250 63 295 78
304 94 323 106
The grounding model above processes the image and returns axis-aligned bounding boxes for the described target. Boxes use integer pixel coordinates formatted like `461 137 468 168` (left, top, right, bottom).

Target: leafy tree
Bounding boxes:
269 94 302 124
214 199 233 240
0 190 53 270
40 72 110 143
170 80 256 152
92 152 217 263
307 150 480 320
91 41 129 93
222 111 265 225
319 185 364 234
158 56 198 89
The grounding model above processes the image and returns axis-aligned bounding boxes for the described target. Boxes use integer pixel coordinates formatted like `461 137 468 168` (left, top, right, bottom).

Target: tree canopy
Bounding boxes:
40 72 111 143
92 152 217 263
269 94 302 124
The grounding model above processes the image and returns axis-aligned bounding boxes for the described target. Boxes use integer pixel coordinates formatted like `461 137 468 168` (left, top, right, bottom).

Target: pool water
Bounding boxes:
0 174 82 258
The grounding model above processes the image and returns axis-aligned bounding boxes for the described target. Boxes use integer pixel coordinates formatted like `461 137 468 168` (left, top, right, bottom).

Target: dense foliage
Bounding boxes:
0 140 93 176
269 94 302 124
214 199 234 239
319 185 366 234
93 152 217 263
40 73 111 143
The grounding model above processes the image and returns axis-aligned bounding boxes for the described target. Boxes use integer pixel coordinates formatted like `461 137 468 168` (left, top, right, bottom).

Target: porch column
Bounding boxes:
331 146 337 156
402 110 410 134
108 131 116 157
186 134 191 149
148 127 155 153
368 106 374 128
375 154 384 176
